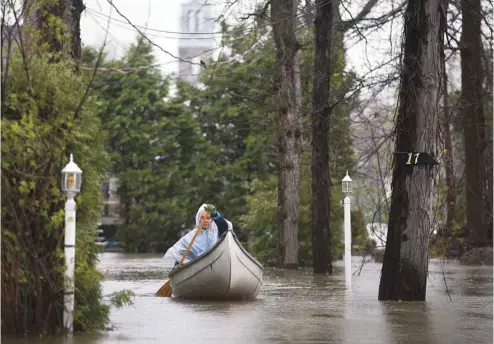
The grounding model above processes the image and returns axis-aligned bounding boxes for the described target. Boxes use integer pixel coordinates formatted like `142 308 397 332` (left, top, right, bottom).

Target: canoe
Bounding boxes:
168 229 264 300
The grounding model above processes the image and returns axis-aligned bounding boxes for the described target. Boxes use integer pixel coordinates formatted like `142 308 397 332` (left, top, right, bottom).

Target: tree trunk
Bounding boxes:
439 61 455 241
24 0 84 58
271 0 302 269
378 0 445 301
63 0 85 59
311 0 333 274
460 0 488 248
481 43 493 247
484 110 493 246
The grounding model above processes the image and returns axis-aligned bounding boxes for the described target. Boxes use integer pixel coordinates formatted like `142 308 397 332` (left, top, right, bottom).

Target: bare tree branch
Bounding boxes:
239 0 271 20
73 4 113 120
340 0 379 31
9 0 31 86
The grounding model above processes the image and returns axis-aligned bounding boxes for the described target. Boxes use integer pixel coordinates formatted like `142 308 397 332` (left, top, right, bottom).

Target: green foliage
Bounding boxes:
351 208 372 251
239 176 279 266
180 24 278 230
83 22 360 268
85 32 278 251
74 253 109 332
84 38 211 252
1 48 110 334
235 24 361 266
110 290 135 308
239 168 367 266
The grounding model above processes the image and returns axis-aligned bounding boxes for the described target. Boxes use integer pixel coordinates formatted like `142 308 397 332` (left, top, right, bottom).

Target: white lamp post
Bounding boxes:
61 154 82 335
342 171 353 288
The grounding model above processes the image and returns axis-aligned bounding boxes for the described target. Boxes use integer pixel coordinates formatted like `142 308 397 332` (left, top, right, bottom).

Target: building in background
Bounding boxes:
177 0 215 85
97 175 123 250
101 175 122 226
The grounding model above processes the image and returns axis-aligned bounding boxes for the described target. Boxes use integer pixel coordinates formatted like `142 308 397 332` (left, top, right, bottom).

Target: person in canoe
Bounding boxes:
162 204 232 268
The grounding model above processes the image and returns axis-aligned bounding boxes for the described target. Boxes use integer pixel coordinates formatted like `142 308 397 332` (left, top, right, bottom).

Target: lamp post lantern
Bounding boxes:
342 171 353 288
61 154 82 335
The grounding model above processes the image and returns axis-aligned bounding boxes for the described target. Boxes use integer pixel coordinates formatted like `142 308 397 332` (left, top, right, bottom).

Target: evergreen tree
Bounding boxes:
85 38 208 252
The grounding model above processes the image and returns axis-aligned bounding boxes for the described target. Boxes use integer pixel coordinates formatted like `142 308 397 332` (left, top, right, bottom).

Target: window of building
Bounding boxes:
194 9 201 32
186 9 193 32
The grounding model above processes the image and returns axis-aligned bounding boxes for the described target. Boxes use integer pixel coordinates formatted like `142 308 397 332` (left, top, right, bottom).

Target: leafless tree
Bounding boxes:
378 0 446 301
270 0 302 269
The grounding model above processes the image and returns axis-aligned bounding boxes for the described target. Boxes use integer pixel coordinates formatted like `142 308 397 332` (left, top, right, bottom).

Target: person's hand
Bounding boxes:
204 204 216 216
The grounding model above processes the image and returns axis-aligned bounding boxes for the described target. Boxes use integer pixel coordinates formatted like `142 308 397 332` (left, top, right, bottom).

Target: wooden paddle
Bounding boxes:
155 211 211 297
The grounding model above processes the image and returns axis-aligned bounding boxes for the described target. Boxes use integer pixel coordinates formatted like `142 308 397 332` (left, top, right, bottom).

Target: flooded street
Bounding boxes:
5 253 493 344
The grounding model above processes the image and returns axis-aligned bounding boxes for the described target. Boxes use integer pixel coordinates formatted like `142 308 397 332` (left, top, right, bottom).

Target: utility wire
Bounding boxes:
87 9 223 40
105 0 201 67
87 7 223 36
97 0 334 40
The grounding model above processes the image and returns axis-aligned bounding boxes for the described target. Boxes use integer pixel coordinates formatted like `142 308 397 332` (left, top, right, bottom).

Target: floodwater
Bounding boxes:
4 253 493 344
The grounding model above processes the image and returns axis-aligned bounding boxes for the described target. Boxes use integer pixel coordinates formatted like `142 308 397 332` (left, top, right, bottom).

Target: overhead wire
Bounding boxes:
83 0 396 82
81 7 276 73
86 5 226 35
105 0 204 66
82 0 401 128
87 8 225 40
81 0 321 73
92 0 333 45
81 16 397 115
86 12 131 53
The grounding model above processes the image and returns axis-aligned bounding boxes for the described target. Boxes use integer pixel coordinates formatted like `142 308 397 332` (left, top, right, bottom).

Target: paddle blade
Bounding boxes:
155 280 173 297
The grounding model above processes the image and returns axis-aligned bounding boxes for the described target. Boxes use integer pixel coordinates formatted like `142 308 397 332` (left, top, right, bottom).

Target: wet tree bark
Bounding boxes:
460 0 488 248
271 0 302 269
306 0 379 275
24 0 84 58
378 0 445 301
438 54 456 244
64 0 85 59
311 0 333 274
482 43 493 246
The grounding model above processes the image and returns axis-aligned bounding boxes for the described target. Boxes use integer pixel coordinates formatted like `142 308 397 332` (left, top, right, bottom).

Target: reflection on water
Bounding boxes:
380 301 435 344
2 254 492 344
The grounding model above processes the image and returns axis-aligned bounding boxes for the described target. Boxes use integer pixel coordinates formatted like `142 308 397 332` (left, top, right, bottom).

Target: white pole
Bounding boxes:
64 193 77 335
343 195 352 288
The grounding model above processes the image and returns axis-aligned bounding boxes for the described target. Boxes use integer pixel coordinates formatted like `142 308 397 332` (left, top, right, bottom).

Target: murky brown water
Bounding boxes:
4 253 493 344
